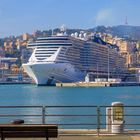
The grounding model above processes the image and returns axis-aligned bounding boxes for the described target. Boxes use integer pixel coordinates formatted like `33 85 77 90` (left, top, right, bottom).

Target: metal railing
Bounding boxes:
0 105 140 135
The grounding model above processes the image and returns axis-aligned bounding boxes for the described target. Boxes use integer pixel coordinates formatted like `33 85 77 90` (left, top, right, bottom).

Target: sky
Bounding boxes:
0 0 140 37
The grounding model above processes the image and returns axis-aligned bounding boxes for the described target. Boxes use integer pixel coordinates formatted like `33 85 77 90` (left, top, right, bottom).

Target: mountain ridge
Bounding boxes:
89 25 140 41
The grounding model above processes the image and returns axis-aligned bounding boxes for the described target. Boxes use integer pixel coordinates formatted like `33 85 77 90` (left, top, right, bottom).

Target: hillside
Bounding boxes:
48 25 140 41
2 25 140 41
89 25 140 41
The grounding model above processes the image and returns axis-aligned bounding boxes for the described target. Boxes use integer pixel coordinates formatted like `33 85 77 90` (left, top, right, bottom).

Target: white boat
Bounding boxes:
22 29 126 85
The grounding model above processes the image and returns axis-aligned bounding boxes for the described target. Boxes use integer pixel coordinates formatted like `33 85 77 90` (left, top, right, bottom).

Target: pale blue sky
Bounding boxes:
0 0 139 37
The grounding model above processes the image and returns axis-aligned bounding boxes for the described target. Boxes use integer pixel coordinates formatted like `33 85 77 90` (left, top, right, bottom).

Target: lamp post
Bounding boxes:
108 46 110 82
0 59 4 81
96 53 99 81
97 62 99 80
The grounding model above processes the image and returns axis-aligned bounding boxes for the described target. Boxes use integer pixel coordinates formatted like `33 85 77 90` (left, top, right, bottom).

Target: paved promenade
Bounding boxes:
3 135 140 140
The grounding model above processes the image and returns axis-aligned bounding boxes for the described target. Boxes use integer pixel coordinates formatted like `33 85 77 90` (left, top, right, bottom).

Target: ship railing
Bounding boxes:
0 106 139 135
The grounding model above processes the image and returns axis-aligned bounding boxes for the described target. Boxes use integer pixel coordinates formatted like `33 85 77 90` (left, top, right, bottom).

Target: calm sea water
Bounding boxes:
0 84 140 129
0 84 140 106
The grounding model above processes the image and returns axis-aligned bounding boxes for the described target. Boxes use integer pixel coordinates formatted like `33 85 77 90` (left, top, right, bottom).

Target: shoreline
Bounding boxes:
56 82 140 87
0 81 140 87
0 81 33 85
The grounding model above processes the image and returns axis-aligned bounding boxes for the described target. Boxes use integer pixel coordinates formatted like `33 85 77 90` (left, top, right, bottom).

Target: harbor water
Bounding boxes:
0 84 140 106
0 84 140 129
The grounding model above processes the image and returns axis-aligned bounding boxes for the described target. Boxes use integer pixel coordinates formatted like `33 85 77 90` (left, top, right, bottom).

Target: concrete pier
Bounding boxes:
56 82 140 87
56 82 109 87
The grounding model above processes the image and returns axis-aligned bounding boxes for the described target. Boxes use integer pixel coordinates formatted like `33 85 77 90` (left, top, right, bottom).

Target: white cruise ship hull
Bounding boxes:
22 62 85 85
23 33 126 85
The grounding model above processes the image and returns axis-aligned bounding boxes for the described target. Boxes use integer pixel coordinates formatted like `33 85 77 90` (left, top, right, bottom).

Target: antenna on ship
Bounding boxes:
60 24 67 35
52 29 54 36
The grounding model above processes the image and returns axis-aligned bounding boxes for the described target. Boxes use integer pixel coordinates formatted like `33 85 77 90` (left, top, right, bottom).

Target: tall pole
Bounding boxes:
97 62 98 80
108 47 110 82
52 29 54 36
0 59 1 79
0 58 5 81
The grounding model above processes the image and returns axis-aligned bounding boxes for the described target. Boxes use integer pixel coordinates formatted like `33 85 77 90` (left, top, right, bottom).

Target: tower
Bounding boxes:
125 16 128 25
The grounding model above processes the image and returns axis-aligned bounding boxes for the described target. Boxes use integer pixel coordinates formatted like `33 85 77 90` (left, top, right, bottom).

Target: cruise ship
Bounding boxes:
22 30 126 85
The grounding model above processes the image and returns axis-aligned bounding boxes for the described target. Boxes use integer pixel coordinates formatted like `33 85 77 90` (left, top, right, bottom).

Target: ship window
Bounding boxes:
29 43 72 47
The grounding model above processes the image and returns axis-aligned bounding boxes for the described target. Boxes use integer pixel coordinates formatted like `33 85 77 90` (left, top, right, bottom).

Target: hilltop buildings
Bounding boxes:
100 33 140 68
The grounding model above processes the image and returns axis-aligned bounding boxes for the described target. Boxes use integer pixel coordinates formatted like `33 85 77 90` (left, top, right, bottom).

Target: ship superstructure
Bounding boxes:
22 30 126 85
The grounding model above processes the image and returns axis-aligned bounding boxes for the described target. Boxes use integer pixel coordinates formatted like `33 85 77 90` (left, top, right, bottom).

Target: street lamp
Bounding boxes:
0 59 4 81
97 62 98 80
108 46 110 82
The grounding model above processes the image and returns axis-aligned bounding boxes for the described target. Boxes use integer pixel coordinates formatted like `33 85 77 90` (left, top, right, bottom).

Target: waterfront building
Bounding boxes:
101 34 140 70
22 33 30 41
117 39 134 55
32 30 42 38
4 41 16 53
129 52 140 67
21 48 32 63
0 47 5 57
0 57 17 79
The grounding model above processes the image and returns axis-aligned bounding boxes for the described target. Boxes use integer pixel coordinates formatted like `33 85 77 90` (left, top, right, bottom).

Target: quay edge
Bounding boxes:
56 82 140 87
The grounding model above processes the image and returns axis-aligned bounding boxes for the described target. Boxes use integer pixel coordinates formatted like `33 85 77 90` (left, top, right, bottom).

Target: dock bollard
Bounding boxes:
111 102 124 134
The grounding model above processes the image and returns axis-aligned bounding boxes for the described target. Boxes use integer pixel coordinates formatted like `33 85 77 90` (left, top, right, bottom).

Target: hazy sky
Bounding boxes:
0 0 139 37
